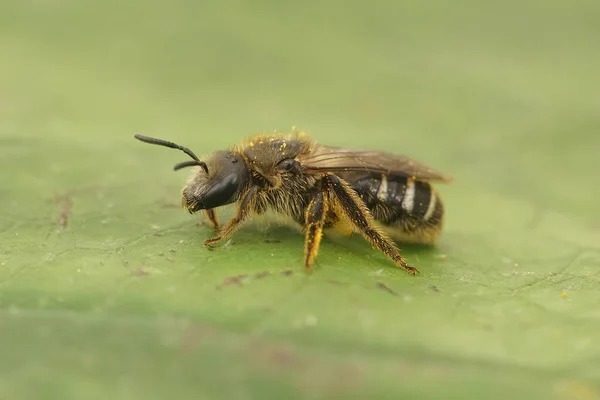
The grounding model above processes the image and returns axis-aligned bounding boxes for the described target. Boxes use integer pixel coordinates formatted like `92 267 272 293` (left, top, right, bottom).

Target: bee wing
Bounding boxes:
298 145 452 183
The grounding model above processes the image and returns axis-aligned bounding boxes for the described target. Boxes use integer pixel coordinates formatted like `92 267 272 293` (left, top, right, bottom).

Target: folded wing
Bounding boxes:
298 145 452 183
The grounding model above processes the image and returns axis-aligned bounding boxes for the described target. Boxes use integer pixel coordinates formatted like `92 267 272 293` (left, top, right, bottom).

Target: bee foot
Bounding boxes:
405 266 420 275
204 237 221 248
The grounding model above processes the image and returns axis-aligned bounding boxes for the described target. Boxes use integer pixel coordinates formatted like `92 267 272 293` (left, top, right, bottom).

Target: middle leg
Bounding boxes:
204 209 219 230
304 190 329 271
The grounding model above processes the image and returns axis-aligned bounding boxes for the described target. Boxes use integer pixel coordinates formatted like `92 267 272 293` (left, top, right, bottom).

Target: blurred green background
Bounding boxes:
1 0 599 399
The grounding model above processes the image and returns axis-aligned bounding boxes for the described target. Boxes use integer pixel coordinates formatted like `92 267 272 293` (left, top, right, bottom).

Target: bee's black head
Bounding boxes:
133 134 248 212
181 150 248 212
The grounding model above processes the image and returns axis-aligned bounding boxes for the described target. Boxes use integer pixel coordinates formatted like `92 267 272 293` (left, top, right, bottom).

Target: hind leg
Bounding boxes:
324 174 418 275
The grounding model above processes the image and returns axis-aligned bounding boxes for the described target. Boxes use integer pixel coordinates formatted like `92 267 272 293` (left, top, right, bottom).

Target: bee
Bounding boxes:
133 130 452 274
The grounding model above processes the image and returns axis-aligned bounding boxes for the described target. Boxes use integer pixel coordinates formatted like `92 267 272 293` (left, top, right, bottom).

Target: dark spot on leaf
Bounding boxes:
376 282 398 296
131 267 149 276
217 274 249 288
253 271 271 279
249 339 298 368
53 193 73 229
264 239 282 244
430 285 440 292
327 279 343 285
267 346 296 366
281 269 294 276
152 231 163 237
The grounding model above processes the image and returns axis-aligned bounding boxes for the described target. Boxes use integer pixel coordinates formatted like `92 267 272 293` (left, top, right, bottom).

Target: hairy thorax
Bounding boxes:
254 173 321 225
236 134 321 224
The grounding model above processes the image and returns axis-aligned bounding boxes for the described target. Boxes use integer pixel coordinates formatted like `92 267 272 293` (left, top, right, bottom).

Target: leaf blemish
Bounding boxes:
53 193 73 229
253 271 271 279
131 267 149 276
265 346 296 366
217 274 249 289
376 282 398 296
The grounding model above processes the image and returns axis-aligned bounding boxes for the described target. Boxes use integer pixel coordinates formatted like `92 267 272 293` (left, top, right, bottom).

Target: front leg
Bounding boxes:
325 174 419 275
204 186 258 247
304 190 329 271
203 209 219 230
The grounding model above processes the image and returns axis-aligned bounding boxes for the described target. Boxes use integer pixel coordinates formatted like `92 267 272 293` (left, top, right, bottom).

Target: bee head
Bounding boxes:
181 150 248 212
133 134 248 212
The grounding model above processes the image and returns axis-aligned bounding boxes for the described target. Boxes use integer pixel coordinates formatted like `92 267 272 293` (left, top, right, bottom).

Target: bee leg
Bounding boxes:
304 190 329 271
325 174 419 275
204 186 257 247
204 209 219 230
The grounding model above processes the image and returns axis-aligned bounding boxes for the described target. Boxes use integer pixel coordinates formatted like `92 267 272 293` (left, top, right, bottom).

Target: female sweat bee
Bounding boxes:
133 130 452 274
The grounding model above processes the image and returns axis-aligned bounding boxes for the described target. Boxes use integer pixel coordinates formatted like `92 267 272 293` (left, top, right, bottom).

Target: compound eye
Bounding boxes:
199 172 241 209
277 158 299 172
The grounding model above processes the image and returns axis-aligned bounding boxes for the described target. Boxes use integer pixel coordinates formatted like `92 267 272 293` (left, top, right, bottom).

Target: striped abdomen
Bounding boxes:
345 173 444 244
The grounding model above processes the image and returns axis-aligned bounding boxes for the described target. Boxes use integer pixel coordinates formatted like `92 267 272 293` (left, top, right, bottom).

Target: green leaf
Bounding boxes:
1 0 599 398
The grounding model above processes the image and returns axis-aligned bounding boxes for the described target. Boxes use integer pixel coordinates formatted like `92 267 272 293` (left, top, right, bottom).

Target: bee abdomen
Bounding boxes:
350 175 444 244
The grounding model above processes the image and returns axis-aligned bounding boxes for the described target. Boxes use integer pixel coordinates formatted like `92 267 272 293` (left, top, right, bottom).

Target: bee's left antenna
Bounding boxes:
133 133 209 173
133 133 200 161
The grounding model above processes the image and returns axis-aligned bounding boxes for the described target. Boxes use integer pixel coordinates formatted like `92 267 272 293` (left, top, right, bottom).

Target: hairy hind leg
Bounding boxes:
325 174 418 275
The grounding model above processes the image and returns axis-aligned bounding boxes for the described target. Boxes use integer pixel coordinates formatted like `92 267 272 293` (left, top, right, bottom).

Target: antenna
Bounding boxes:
133 133 209 173
134 133 200 161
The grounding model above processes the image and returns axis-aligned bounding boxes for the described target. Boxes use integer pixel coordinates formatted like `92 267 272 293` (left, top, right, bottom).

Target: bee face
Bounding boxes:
182 151 248 212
